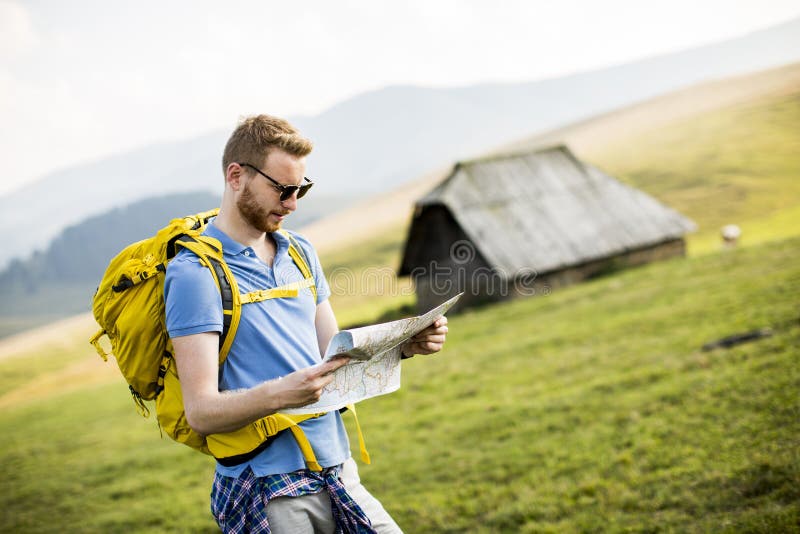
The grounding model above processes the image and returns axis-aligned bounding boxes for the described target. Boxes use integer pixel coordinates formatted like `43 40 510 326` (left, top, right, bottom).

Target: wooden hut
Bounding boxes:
399 145 696 312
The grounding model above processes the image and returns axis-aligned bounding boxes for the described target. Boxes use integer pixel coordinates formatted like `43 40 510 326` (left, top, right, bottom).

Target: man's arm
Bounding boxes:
314 299 339 358
172 332 348 436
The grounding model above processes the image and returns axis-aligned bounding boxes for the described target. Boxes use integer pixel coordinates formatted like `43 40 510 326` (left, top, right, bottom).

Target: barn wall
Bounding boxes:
533 238 687 294
404 205 500 313
404 202 688 312
414 261 508 313
415 238 686 312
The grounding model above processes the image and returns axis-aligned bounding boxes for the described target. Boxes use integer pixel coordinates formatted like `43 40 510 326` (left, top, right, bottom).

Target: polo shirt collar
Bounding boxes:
205 220 290 258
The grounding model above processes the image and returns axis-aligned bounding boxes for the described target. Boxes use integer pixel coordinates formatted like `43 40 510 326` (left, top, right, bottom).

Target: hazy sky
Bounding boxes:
1 0 798 196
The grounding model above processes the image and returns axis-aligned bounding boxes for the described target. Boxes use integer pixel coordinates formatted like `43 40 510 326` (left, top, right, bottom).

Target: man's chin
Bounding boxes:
248 213 283 234
264 217 286 234
265 212 289 233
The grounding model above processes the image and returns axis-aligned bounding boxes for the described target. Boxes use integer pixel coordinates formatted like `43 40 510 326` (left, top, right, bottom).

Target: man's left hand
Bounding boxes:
401 316 449 359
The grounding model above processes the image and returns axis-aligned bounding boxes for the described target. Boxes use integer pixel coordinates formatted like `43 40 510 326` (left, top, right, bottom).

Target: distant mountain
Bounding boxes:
0 188 344 295
2 15 799 268
0 189 353 338
0 192 219 336
0 192 220 295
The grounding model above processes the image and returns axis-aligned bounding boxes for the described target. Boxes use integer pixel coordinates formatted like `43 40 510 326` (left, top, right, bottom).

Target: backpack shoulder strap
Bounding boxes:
279 230 318 303
173 234 241 364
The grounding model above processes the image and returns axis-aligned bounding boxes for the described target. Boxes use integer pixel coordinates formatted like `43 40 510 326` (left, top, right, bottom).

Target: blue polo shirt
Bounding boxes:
164 221 351 477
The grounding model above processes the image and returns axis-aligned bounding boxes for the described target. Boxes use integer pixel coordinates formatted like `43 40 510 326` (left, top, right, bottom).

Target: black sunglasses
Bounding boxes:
238 162 314 202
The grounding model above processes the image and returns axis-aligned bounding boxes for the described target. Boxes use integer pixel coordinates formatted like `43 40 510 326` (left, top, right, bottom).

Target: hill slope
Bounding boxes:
588 90 800 253
1 234 797 532
0 192 221 339
304 61 800 257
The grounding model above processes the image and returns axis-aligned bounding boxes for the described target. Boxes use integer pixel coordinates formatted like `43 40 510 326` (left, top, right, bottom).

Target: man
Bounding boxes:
164 114 448 533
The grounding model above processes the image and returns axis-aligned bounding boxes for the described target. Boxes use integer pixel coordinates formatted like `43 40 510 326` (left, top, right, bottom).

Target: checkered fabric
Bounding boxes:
210 464 377 533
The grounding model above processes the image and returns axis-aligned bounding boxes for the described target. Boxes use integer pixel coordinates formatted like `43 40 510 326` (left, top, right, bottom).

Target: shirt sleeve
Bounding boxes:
309 245 331 305
164 252 224 338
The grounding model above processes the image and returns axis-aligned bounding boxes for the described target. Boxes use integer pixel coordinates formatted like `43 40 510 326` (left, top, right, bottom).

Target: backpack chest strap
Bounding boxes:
240 277 316 304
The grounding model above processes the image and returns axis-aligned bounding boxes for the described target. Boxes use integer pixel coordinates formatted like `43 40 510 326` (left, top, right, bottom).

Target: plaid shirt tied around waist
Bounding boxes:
211 463 377 534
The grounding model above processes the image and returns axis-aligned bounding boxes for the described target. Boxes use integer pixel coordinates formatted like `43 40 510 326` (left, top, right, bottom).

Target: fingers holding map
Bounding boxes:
282 293 462 414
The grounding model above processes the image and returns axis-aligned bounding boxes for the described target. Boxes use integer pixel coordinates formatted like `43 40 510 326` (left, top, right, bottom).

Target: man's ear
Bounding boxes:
225 163 244 191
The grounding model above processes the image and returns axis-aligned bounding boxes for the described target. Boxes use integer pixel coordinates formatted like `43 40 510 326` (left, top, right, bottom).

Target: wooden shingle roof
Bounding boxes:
411 145 695 275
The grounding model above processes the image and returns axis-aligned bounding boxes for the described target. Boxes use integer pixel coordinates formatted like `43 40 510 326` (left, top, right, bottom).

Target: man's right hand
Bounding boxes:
174 332 352 435
271 356 350 409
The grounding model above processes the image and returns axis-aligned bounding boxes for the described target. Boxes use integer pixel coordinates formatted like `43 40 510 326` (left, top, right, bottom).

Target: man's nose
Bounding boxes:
281 192 298 211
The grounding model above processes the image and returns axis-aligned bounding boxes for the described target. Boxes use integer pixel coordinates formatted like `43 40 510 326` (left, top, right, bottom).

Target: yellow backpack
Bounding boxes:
89 209 366 471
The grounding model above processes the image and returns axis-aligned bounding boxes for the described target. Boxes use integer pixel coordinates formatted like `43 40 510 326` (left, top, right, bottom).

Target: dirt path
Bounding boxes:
0 312 97 360
0 353 119 410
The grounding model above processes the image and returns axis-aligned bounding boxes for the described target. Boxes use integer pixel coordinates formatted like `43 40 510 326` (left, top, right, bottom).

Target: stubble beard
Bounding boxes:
236 181 284 233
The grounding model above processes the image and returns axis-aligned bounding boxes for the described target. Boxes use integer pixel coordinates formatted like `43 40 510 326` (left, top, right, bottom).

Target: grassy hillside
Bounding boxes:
1 234 797 532
364 236 799 532
322 221 415 328
312 71 800 341
1 65 798 532
304 63 800 263
585 88 800 254
320 81 800 331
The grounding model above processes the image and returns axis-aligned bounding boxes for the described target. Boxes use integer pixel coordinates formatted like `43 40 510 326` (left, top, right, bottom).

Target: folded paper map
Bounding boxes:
282 293 462 414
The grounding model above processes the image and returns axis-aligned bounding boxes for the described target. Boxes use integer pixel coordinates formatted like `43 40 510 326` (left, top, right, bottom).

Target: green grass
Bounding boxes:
355 236 800 532
688 203 800 255
2 382 219 532
0 338 90 399
587 90 800 255
1 236 798 533
320 222 415 328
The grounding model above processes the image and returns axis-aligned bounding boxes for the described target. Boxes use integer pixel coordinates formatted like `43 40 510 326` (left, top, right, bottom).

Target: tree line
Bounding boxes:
0 192 220 295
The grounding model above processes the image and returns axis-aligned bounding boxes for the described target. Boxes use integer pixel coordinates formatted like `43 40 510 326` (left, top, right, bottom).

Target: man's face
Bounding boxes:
236 149 306 233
